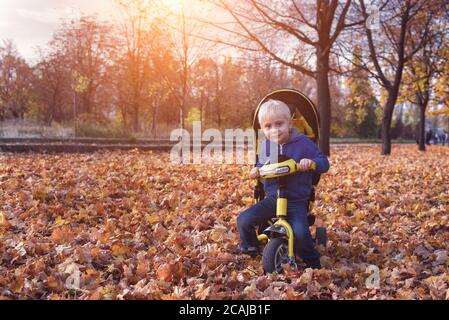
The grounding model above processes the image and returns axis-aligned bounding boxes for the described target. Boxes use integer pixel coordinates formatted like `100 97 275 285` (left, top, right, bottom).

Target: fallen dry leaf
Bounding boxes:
0 145 448 300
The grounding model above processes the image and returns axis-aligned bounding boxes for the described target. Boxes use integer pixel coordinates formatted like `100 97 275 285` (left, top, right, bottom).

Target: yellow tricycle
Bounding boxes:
252 89 327 273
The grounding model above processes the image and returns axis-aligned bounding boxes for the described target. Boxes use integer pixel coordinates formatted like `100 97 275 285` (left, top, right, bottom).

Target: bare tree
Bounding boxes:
191 57 219 126
116 0 157 133
343 0 436 155
199 0 355 155
157 0 215 131
402 15 447 152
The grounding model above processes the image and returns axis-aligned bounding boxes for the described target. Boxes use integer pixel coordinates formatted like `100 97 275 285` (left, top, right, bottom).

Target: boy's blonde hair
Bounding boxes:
258 99 291 125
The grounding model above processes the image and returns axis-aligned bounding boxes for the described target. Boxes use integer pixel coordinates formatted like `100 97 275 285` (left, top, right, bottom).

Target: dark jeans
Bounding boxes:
237 195 320 265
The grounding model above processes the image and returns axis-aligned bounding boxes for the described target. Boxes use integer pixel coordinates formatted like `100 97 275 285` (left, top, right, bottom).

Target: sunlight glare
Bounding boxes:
160 0 184 13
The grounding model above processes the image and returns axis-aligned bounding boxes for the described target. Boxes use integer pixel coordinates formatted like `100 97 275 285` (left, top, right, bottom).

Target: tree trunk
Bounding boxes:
179 107 184 130
85 88 92 114
151 103 158 137
216 101 221 129
133 102 139 132
121 106 128 133
316 55 331 156
418 104 426 151
381 95 396 155
205 98 209 128
199 91 204 125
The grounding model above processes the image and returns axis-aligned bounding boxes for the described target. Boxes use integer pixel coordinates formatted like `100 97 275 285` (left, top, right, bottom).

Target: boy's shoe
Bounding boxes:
305 260 321 269
239 246 260 258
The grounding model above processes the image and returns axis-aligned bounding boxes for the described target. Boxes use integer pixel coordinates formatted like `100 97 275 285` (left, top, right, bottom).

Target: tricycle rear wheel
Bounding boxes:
316 227 327 247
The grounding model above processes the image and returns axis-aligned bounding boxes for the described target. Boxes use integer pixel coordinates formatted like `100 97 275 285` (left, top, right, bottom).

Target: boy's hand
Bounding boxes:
249 167 260 179
298 158 316 171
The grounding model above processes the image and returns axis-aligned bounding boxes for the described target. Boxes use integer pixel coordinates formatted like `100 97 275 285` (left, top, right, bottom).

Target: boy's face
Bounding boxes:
260 115 291 145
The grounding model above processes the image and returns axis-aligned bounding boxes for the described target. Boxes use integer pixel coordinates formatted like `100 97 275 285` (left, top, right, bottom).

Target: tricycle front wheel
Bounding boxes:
262 238 289 274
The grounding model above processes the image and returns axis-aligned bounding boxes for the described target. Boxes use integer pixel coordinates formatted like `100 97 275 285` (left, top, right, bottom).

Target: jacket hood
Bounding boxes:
284 127 303 145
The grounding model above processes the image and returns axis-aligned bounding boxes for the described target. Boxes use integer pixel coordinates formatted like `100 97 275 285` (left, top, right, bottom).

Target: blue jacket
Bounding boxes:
256 128 330 203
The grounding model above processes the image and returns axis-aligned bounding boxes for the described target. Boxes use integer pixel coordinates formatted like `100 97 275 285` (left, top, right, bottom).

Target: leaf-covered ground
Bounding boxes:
0 145 448 300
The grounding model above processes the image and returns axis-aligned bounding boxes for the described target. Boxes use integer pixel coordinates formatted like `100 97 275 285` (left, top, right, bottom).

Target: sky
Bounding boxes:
0 0 122 63
0 0 224 64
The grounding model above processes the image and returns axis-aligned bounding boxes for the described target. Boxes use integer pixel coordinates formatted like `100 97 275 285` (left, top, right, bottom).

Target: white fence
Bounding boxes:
0 121 74 138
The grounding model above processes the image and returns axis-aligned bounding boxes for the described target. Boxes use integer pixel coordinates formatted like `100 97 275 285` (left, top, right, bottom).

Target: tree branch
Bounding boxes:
249 0 317 46
215 0 315 77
